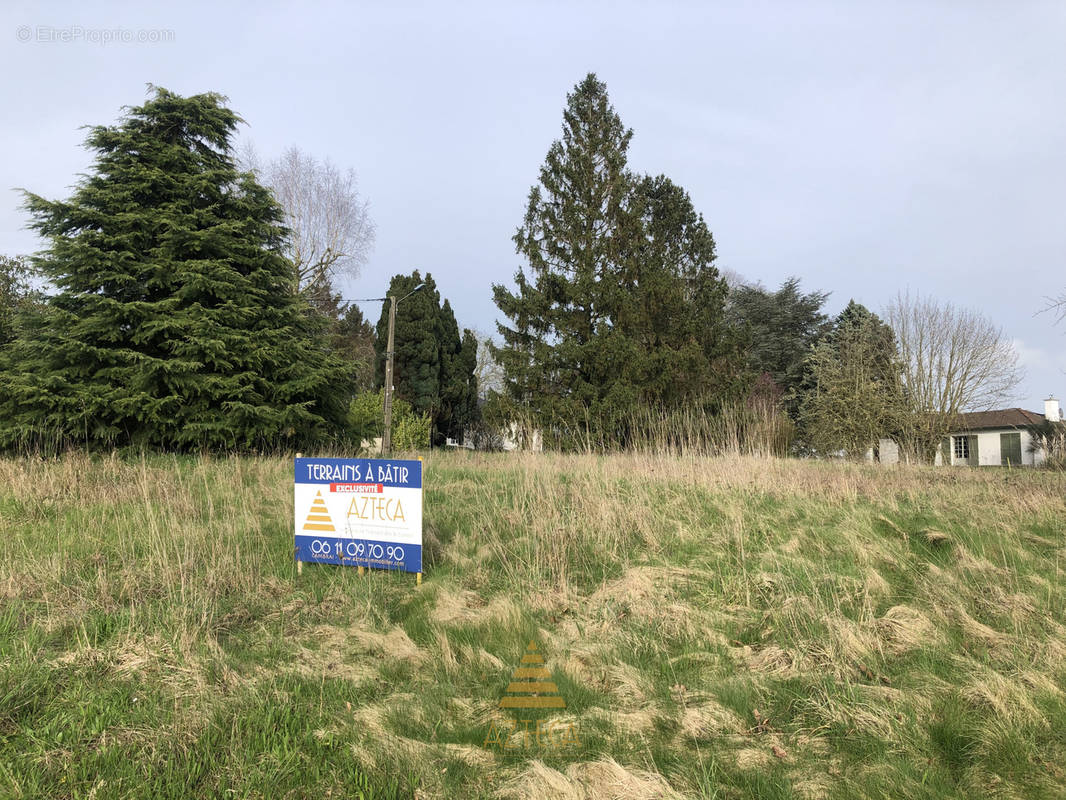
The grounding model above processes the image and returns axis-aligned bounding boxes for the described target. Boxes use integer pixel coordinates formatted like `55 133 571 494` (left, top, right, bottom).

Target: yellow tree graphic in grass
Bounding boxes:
498 640 566 709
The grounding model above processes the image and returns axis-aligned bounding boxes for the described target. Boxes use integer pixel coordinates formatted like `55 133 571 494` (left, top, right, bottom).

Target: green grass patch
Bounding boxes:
0 452 1063 798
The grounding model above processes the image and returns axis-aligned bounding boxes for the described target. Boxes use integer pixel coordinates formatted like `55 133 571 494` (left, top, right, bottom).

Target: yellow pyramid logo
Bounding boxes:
498 640 566 709
302 490 336 533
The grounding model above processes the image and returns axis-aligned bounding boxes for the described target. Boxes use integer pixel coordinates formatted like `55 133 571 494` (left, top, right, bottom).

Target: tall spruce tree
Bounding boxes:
332 303 377 393
457 329 480 431
493 74 740 446
373 272 478 443
374 271 443 419
494 74 634 431
0 88 349 450
436 300 481 443
616 175 741 406
825 300 897 379
434 299 462 444
438 324 479 443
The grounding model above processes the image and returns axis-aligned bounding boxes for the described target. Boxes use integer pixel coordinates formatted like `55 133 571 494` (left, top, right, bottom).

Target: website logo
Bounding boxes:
483 640 581 752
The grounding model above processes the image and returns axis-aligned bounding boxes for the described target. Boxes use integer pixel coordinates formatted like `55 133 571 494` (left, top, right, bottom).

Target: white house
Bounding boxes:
872 397 1062 467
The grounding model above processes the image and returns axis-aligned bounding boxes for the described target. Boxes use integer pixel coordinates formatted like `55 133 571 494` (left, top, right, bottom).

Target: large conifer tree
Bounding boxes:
615 174 741 407
494 74 634 429
726 277 831 416
373 271 478 444
798 301 904 458
493 74 740 446
0 88 349 450
437 308 479 443
374 271 443 419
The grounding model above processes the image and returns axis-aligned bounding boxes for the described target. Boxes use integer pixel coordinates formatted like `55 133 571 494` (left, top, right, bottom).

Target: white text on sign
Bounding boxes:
304 462 411 484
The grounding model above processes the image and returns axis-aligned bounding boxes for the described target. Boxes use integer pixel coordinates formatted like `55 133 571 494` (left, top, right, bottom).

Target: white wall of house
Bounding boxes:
939 428 1040 467
873 429 1043 466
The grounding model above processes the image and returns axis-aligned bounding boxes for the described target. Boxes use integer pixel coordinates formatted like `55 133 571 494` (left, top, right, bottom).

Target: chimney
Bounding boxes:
1046 397 1061 423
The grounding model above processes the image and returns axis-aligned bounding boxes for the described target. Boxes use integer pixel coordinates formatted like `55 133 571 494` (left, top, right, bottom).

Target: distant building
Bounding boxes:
871 397 1062 467
500 421 543 452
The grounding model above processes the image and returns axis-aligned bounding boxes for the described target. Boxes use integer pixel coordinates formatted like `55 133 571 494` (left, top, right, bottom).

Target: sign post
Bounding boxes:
294 456 423 581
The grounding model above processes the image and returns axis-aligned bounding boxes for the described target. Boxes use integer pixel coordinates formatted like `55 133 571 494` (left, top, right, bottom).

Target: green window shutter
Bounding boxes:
1000 432 1022 466
941 438 951 464
968 435 979 466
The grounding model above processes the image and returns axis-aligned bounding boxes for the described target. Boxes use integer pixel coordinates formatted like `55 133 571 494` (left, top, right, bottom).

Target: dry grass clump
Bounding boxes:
289 623 427 684
733 746 773 769
677 699 746 740
343 700 437 774
952 606 1013 648
586 566 705 641
52 632 215 700
348 626 426 663
497 757 683 800
875 605 940 654
588 566 693 616
742 644 800 676
430 587 524 629
960 668 1048 727
553 631 615 686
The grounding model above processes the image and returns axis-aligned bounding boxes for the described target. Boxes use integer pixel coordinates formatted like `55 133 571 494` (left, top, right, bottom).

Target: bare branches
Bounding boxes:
888 292 1022 414
1041 292 1066 324
471 329 505 400
242 143 375 294
887 291 1024 461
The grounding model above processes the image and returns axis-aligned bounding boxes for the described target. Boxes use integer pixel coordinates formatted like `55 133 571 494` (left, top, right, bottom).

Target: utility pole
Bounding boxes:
381 282 425 457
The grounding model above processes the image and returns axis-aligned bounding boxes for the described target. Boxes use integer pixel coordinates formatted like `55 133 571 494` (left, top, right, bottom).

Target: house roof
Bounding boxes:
954 408 1047 431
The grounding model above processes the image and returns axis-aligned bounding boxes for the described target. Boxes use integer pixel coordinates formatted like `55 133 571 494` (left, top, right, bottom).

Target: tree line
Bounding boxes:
0 79 1036 460
487 75 1026 461
0 88 477 452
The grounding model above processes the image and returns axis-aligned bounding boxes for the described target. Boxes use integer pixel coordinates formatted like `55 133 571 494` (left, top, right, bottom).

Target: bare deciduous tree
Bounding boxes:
241 143 375 296
887 291 1024 462
719 267 748 291
472 329 505 401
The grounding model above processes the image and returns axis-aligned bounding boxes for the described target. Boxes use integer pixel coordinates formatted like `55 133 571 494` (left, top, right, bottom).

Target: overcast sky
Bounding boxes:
2 0 1064 411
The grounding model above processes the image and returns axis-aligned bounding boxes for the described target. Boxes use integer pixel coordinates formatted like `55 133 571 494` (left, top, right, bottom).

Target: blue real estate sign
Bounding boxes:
294 457 423 573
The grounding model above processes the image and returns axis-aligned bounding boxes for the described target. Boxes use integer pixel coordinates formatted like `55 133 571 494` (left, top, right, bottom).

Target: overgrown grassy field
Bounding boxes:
1 452 1065 799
